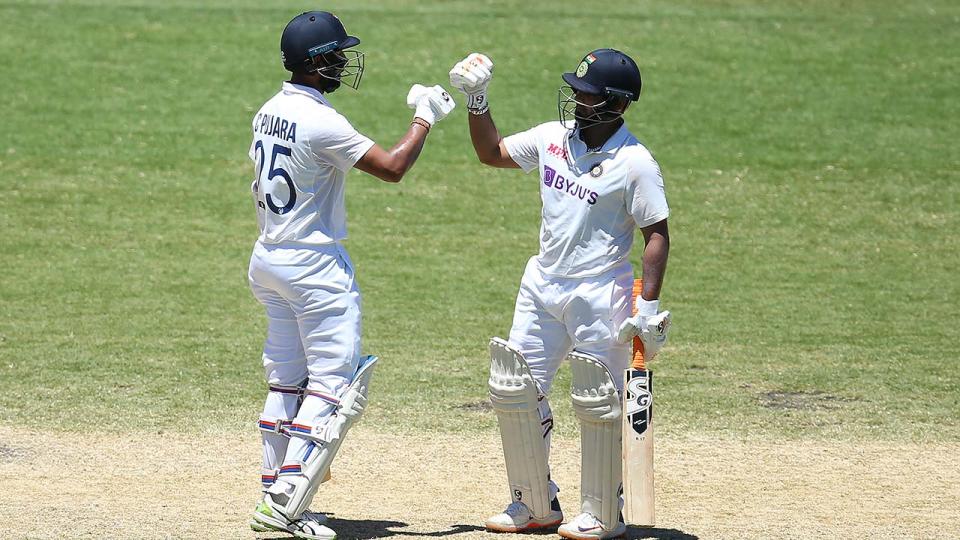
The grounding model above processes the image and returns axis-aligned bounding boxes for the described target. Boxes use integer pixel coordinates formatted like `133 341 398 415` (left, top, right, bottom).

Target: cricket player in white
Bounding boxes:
247 11 455 540
449 49 671 539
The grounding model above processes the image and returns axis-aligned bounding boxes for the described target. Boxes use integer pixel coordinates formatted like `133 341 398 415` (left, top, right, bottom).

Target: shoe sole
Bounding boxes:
557 524 626 540
249 519 273 532
251 513 293 533
485 518 563 533
251 511 328 533
292 526 337 540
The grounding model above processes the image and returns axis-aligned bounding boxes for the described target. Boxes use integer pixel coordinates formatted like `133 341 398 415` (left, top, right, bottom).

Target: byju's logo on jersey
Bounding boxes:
543 165 598 205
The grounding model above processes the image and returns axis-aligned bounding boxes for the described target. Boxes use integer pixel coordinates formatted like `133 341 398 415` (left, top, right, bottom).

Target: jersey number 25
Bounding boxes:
253 140 297 215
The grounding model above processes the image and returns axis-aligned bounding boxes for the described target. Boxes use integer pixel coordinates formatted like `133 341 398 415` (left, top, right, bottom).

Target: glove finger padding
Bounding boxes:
427 85 456 122
470 64 492 81
466 52 493 71
406 84 429 108
449 52 493 96
638 310 671 358
449 62 472 92
409 84 456 125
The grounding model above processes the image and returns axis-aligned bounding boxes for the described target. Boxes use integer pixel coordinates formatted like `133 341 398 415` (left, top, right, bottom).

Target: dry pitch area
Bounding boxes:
0 426 957 540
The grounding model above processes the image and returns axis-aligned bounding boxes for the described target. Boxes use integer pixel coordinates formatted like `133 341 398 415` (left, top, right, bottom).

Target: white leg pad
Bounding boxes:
569 350 623 528
488 338 552 519
281 355 377 518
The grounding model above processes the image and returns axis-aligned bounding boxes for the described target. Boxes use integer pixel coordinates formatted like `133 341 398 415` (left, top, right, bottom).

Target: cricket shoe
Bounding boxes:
250 496 336 539
484 498 563 533
557 511 626 540
250 508 328 532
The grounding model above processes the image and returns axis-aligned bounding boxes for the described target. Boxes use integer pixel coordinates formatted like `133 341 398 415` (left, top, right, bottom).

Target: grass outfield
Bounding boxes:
1 0 957 442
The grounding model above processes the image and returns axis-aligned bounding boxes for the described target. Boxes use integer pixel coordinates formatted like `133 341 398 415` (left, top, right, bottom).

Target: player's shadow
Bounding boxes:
323 518 485 539
624 526 699 540
253 518 694 540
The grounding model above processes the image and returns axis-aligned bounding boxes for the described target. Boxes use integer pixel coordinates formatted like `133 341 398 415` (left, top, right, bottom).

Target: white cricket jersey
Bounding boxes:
248 82 375 245
503 121 669 278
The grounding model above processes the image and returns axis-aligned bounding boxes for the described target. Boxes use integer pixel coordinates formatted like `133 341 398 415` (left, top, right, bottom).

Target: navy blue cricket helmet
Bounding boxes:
280 11 364 91
562 48 642 101
558 49 642 129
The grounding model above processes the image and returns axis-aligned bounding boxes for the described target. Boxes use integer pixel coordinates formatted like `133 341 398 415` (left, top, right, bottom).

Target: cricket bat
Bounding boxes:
622 278 655 526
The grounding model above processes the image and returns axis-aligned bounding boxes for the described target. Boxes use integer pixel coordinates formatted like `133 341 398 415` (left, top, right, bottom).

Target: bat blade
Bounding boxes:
623 278 654 526
622 367 654 525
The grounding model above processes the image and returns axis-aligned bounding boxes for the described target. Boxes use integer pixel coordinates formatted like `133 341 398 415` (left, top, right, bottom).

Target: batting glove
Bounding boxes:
617 297 672 358
406 84 456 126
449 53 493 115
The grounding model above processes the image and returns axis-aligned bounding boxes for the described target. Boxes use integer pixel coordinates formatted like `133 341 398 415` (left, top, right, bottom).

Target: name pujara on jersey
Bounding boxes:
254 113 298 143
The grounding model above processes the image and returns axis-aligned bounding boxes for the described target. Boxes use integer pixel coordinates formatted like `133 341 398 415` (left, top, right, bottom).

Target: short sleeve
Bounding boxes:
308 112 376 172
626 154 670 228
503 124 543 173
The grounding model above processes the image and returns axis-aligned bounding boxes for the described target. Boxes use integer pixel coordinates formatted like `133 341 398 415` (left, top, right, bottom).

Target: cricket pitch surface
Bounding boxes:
1 426 957 539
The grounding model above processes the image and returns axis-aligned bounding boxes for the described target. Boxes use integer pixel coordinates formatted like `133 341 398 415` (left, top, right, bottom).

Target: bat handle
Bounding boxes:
631 278 646 370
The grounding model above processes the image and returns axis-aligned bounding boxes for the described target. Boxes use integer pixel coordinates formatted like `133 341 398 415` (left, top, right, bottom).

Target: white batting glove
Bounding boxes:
406 84 456 126
617 298 672 359
449 53 493 115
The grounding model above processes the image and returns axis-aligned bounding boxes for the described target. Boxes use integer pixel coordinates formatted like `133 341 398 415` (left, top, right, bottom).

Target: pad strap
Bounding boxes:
258 415 293 435
261 467 278 488
259 383 304 435
268 383 304 396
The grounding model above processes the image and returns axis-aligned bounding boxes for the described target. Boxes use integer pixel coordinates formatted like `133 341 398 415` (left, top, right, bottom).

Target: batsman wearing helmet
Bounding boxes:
247 11 455 540
449 49 671 539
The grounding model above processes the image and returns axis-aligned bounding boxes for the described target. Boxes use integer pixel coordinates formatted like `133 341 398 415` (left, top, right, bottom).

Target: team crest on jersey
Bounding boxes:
589 163 603 177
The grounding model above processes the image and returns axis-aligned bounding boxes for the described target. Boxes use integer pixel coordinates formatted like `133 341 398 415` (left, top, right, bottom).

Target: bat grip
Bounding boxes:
631 278 646 370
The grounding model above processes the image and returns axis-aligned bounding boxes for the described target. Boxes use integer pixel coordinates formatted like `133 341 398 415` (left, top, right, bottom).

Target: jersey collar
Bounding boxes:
281 81 332 107
567 122 630 156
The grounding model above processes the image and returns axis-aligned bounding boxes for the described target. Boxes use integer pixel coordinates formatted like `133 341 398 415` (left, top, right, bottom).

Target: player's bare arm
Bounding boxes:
639 219 669 301
449 53 520 169
618 218 671 355
355 85 455 182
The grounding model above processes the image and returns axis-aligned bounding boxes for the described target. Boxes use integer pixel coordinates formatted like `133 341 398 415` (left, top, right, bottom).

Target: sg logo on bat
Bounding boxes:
625 376 652 416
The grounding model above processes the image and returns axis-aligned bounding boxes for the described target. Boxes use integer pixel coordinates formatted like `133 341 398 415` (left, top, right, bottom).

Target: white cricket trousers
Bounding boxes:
508 257 633 395
506 257 634 500
248 240 361 489
248 240 362 392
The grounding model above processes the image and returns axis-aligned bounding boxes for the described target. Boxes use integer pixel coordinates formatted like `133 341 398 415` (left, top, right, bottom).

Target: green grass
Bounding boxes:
0 0 957 441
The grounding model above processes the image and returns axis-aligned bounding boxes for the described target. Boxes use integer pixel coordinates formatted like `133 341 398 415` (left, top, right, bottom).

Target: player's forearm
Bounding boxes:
356 123 430 183
468 111 504 165
640 224 669 301
382 123 431 182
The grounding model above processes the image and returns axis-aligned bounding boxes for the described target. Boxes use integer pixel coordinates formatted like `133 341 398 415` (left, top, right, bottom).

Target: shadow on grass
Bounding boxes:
625 526 699 539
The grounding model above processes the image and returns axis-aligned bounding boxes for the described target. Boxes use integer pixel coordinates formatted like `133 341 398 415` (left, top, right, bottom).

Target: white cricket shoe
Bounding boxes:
558 511 626 540
250 495 336 539
484 498 563 533
250 507 328 532
290 515 338 540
